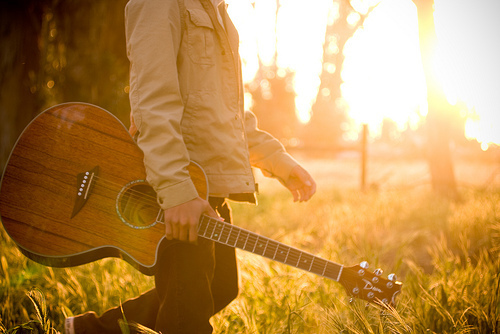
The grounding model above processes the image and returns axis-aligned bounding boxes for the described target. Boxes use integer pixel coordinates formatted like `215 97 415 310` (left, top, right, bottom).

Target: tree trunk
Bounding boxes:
0 1 45 173
413 0 458 198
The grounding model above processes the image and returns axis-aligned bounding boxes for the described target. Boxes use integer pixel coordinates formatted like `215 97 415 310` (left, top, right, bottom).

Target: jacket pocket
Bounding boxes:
187 8 216 65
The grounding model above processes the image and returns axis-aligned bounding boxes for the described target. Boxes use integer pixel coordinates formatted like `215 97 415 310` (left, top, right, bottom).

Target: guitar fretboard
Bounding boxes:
198 215 343 281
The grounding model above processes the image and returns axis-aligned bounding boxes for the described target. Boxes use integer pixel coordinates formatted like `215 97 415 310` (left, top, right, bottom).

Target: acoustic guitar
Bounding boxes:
0 103 402 305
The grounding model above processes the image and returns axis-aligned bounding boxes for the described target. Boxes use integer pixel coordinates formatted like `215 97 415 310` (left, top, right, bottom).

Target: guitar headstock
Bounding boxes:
338 262 402 306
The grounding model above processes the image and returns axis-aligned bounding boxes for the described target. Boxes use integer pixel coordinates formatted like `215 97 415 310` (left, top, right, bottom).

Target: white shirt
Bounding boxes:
211 0 225 28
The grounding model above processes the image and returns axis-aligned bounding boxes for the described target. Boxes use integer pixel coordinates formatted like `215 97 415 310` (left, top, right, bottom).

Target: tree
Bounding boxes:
246 0 299 143
302 0 378 150
0 0 130 173
0 0 45 174
413 0 458 198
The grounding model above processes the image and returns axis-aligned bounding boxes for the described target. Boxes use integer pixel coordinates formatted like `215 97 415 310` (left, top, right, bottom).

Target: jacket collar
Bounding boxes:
199 0 239 63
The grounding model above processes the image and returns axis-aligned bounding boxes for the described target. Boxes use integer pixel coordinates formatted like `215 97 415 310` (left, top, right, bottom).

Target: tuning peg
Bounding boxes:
372 269 383 283
360 261 369 269
388 273 397 281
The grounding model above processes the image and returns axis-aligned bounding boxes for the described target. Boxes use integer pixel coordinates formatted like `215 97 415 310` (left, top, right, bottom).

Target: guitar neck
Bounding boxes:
198 215 343 282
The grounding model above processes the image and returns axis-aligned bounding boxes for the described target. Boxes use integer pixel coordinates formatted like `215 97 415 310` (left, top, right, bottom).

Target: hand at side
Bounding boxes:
283 165 316 202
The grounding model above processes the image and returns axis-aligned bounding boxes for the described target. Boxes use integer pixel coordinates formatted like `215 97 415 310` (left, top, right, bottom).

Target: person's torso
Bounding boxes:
177 0 255 196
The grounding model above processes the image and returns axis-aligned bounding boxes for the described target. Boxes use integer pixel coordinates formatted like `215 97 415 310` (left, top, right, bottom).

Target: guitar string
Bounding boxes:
81 175 322 258
203 222 341 280
83 177 395 297
85 175 163 206
89 174 324 268
201 217 326 271
83 175 341 278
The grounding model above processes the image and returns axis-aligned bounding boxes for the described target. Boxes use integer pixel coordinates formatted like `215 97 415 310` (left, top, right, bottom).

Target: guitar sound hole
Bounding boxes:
117 182 159 229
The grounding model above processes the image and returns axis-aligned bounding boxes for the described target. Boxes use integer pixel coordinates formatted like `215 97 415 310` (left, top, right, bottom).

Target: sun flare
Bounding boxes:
227 0 500 148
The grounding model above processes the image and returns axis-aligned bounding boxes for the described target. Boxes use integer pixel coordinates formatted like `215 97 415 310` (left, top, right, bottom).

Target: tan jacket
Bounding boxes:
125 0 298 209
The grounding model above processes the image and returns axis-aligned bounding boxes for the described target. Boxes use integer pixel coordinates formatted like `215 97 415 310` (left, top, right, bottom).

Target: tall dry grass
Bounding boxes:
1 183 499 333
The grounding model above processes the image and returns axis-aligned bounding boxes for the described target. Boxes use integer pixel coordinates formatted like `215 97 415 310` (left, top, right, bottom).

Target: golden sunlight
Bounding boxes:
434 0 500 150
227 0 333 123
341 0 426 139
227 0 500 148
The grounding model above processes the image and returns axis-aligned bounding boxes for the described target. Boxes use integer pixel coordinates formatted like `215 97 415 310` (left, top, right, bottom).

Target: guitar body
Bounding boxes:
0 103 205 275
1 103 401 304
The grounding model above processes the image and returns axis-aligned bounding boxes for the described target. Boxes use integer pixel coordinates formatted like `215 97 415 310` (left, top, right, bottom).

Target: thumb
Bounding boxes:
203 201 221 221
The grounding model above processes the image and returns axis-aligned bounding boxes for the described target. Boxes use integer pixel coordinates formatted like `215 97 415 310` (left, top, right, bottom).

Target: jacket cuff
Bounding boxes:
156 178 199 210
265 151 299 183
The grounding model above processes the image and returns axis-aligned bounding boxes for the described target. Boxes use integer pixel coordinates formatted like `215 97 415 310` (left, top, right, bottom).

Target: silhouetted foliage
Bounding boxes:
0 0 129 172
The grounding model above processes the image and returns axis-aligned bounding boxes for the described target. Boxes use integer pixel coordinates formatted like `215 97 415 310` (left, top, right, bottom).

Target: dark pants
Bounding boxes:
72 198 239 333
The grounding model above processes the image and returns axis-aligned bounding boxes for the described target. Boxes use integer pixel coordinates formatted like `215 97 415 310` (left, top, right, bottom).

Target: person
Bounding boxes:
65 0 316 333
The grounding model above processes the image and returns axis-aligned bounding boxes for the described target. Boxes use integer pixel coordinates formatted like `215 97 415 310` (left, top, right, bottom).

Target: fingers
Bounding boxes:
293 185 311 203
288 165 316 202
300 175 316 202
164 197 219 244
165 219 173 240
165 213 198 243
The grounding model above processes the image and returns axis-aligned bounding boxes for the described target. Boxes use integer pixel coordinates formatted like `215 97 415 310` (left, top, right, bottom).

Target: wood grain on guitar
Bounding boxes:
0 103 402 306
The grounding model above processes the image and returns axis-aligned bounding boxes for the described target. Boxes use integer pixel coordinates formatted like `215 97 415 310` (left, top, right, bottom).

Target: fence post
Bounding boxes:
361 123 368 190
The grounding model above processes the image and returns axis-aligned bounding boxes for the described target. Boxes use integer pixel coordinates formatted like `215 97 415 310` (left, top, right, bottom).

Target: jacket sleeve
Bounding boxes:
125 0 198 209
244 110 299 182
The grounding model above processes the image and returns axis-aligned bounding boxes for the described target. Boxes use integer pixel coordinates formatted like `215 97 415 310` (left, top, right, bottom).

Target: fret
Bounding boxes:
252 235 259 253
225 225 237 246
297 253 315 271
306 256 326 276
217 222 225 241
236 230 248 250
311 257 325 275
242 231 249 250
253 237 267 256
274 244 288 263
286 248 300 266
324 262 341 281
203 216 215 238
264 240 278 259
209 220 219 239
261 238 269 256
283 246 291 264
272 242 279 260
223 224 233 244
337 266 343 282
321 260 328 276
197 216 344 282
308 256 314 272
233 229 241 248
244 232 257 252
296 252 302 267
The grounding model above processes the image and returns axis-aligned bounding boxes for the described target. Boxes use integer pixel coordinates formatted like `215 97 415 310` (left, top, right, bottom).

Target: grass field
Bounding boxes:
1 156 499 333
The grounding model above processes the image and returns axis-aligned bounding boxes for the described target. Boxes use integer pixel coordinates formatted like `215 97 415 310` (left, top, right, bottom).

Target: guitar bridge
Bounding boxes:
71 166 99 218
